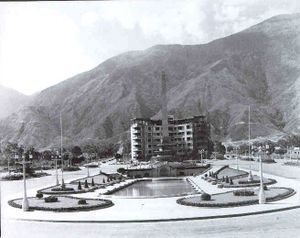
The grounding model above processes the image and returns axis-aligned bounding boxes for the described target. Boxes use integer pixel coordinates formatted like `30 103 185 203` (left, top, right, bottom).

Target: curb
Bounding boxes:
14 204 300 224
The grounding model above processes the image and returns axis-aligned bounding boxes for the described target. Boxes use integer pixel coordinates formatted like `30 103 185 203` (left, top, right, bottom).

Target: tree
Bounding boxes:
78 181 82 190
214 141 226 155
227 146 234 153
71 146 82 157
84 179 89 188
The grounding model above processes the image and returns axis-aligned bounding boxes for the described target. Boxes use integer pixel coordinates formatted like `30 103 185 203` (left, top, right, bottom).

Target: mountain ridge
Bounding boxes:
0 13 299 148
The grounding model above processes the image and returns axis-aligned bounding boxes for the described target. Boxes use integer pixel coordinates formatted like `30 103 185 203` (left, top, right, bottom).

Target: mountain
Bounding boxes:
0 85 31 119
0 13 300 148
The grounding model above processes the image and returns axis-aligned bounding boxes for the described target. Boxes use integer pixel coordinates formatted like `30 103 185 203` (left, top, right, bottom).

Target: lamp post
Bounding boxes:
59 112 65 188
235 147 239 170
22 152 30 211
98 155 102 175
14 154 18 172
54 153 59 186
258 146 266 204
199 149 204 166
87 154 90 177
7 154 11 175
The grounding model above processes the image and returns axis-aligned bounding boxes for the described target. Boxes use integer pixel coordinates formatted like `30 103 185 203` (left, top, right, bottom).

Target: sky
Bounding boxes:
0 0 300 95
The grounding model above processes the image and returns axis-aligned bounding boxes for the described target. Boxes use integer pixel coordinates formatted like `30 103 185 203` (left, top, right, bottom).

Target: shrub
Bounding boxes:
207 179 212 182
78 181 82 190
78 199 87 205
212 181 217 185
218 184 224 188
117 168 126 174
44 196 58 203
233 190 255 196
84 179 89 188
63 166 81 171
51 187 75 192
238 180 259 184
204 174 208 178
36 193 43 199
91 178 95 186
263 185 268 190
201 193 211 201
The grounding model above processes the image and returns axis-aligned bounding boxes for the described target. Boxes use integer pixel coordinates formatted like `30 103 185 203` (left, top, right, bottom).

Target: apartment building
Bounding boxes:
130 115 210 160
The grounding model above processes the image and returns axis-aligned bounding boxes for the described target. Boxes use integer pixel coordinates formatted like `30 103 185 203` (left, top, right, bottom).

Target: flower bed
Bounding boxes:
177 187 295 208
217 167 248 179
38 183 98 195
222 177 277 188
8 196 113 212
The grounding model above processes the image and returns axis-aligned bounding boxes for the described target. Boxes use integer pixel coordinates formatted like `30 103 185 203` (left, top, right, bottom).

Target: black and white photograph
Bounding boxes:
1 1 300 237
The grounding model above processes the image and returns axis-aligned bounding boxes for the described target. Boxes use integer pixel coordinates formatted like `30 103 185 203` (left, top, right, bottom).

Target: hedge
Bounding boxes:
8 196 114 212
233 190 255 196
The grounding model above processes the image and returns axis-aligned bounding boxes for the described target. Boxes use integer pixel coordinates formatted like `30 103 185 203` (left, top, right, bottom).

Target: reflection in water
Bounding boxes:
113 179 195 197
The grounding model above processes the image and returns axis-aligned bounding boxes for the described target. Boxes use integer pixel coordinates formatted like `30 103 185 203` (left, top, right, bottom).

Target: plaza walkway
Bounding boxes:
2 159 300 237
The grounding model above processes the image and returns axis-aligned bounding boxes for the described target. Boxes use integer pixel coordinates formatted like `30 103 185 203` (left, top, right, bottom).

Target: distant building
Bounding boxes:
287 147 300 159
130 115 211 160
130 71 211 161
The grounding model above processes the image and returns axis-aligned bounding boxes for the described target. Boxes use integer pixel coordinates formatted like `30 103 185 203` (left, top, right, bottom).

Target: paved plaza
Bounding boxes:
2 159 300 237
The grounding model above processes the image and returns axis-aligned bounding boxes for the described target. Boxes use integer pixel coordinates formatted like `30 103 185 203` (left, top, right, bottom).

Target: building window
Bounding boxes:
187 131 192 135
178 126 183 130
148 127 151 130
155 127 160 131
186 125 191 129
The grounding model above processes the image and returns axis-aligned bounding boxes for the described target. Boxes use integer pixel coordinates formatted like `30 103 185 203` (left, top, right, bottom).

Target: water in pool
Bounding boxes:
112 179 196 197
